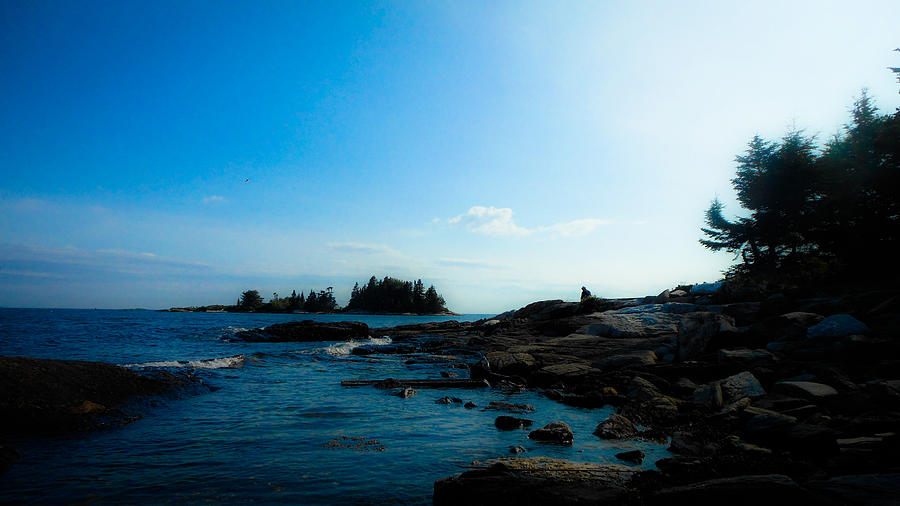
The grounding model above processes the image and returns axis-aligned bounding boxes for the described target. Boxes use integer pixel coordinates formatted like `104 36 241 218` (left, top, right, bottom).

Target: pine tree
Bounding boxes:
412 279 425 313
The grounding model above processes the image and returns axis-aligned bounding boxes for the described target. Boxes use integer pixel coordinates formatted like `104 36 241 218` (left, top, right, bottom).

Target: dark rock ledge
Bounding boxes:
0 355 198 437
234 320 370 342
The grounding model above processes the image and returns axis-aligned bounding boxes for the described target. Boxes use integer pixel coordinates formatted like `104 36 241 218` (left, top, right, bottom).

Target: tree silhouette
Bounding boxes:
701 83 900 286
239 290 263 309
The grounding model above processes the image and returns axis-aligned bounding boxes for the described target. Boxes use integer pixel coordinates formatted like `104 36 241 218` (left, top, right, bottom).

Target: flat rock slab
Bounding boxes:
807 473 900 505
614 303 700 314
806 314 869 339
483 401 536 414
646 474 814 504
718 348 775 363
774 381 838 400
434 458 635 505
235 320 369 342
595 350 657 370
538 362 599 378
578 313 683 339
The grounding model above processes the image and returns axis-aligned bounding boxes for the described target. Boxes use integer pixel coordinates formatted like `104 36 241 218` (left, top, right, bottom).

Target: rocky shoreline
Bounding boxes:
359 285 900 504
4 286 898 502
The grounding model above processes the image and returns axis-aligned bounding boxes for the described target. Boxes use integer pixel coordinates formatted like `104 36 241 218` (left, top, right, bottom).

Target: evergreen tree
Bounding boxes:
304 291 317 310
701 83 900 285
239 290 263 309
412 279 425 313
701 130 820 275
423 285 445 314
349 282 360 309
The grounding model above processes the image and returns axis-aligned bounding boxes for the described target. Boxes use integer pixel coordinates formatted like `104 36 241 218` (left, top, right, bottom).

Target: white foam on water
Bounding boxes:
320 337 392 357
125 354 246 369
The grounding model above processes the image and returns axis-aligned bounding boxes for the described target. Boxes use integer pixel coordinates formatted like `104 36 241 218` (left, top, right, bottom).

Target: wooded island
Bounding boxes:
166 276 453 315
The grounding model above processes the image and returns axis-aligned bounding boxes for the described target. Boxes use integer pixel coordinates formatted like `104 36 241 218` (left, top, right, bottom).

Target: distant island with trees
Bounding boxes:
165 276 455 315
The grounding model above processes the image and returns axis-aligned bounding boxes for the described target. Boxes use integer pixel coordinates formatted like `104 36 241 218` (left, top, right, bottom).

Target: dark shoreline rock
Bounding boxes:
527 422 574 445
0 355 197 437
434 458 636 505
494 416 534 430
234 320 369 342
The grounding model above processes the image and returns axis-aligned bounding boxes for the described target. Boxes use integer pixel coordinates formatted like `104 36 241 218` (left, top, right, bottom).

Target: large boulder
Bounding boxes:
531 302 580 320
512 300 564 320
627 376 663 402
718 371 765 403
484 351 538 376
677 312 738 360
744 408 798 434
691 282 726 296
593 413 638 439
631 396 679 424
806 314 869 339
234 320 369 342
615 450 645 464
692 383 724 408
528 422 574 445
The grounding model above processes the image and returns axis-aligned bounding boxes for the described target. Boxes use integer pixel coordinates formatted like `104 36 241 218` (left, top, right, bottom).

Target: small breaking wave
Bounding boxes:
126 354 246 369
219 326 250 340
319 337 392 357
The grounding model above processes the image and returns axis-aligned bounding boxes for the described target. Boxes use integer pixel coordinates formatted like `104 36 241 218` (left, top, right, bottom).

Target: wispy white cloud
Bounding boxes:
0 244 212 277
537 218 615 237
202 195 226 204
435 257 499 269
0 268 61 278
327 242 401 256
449 206 615 238
448 206 532 236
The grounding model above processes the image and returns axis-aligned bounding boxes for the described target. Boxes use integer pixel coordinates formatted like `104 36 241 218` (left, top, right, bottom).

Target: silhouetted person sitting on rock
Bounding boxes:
581 286 592 301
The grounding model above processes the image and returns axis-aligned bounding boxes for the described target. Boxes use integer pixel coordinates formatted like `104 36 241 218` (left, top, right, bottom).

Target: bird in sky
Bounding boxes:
244 178 250 183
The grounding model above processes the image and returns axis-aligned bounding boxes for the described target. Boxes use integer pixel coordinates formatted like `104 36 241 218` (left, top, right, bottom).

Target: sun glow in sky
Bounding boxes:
1 1 898 313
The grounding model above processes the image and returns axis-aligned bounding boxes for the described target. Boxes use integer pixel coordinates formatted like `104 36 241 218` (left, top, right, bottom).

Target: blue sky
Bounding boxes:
1 1 898 312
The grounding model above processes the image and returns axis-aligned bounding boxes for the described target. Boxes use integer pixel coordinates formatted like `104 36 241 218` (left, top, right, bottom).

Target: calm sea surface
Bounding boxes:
0 308 667 504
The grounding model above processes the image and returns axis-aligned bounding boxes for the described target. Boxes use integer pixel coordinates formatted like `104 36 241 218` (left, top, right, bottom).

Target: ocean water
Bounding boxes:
0 309 668 504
